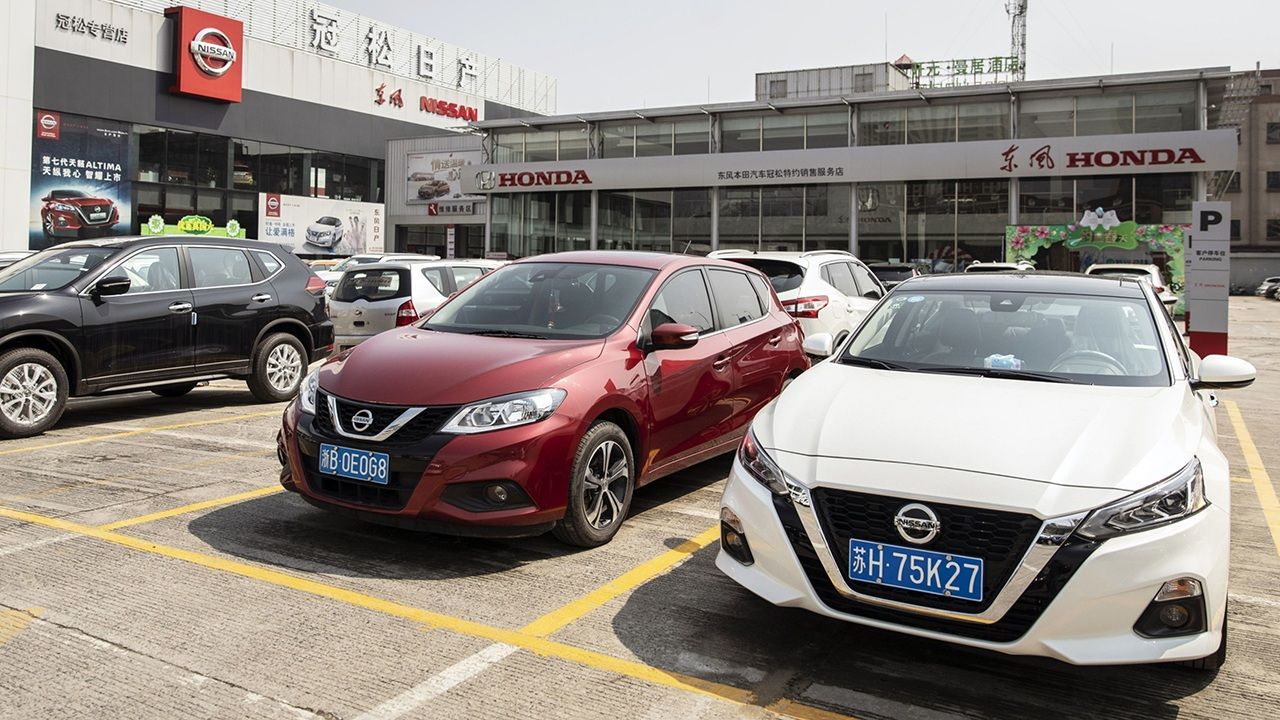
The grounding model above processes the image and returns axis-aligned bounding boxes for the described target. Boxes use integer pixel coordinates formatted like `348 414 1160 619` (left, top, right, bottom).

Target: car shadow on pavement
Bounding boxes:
186 491 578 580
55 387 268 431
610 545 1215 720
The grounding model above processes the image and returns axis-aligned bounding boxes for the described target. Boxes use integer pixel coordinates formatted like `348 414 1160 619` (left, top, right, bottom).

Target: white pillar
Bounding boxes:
0 1 36 251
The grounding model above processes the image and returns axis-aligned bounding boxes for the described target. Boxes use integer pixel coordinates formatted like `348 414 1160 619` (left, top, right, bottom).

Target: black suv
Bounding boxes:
0 236 333 438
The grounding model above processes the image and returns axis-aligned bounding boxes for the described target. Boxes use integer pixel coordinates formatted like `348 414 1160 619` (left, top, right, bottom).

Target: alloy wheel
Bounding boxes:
0 363 59 426
265 344 302 393
583 440 629 530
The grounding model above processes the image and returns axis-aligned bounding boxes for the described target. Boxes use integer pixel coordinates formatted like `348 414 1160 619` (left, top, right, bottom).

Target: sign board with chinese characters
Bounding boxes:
28 111 132 251
257 193 385 256
463 129 1238 194
907 57 1022 88
1185 201 1231 356
406 151 483 205
53 12 129 43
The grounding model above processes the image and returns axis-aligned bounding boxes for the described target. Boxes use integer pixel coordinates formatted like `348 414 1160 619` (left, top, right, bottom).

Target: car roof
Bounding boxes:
1087 263 1157 271
899 271 1148 297
514 250 754 272
44 235 294 253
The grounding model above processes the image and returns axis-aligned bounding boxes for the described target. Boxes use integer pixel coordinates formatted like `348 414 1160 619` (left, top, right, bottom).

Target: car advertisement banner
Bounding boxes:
257 193 385 256
140 214 247 239
29 111 132 250
405 150 483 205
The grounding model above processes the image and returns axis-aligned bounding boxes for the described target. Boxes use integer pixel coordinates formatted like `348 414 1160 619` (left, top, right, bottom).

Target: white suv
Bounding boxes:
1084 263 1178 311
710 250 885 347
315 253 440 294
330 259 500 351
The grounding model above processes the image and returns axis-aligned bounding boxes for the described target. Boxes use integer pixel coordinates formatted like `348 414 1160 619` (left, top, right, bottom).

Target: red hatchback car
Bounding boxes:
278 251 808 546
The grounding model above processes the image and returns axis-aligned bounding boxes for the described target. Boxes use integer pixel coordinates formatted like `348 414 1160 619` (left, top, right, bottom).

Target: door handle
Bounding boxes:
168 301 192 313
767 334 782 346
712 357 730 371
251 293 272 303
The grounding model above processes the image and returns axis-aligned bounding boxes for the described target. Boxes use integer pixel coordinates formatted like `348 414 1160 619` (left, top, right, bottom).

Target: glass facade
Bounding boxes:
481 81 1208 264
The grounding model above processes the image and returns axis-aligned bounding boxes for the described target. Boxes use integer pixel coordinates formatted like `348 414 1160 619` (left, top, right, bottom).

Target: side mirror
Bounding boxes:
648 322 699 351
91 276 131 297
802 332 835 358
1193 354 1256 390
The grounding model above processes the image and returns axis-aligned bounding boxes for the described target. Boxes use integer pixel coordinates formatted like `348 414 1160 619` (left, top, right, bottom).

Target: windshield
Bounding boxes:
49 189 89 199
0 246 117 292
425 262 657 339
841 289 1169 387
871 267 916 282
334 268 409 303
318 217 339 225
728 259 804 293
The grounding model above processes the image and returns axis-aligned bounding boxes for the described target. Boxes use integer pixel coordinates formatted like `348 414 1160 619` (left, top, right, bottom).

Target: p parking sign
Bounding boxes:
1185 202 1231 356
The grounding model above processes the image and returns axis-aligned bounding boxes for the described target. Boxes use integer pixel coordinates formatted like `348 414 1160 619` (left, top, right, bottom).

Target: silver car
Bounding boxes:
330 259 501 351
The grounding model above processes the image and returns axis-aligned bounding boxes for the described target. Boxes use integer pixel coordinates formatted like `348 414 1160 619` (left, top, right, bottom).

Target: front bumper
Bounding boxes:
278 398 581 537
306 233 338 247
716 458 1228 666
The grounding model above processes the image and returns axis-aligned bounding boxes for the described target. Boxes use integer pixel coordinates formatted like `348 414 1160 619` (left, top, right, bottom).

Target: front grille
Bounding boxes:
776 494 1098 643
78 205 112 224
314 391 458 444
305 467 422 510
810 488 1042 613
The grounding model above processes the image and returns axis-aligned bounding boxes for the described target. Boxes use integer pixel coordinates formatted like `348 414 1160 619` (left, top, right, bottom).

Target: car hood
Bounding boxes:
318 327 605 405
60 197 111 207
758 362 1201 494
308 224 336 233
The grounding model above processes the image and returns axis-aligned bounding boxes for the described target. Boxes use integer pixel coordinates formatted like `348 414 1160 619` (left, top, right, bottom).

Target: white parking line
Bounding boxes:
0 534 78 557
352 643 518 720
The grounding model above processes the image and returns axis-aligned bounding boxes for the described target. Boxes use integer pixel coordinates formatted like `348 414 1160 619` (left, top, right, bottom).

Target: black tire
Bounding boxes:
0 347 69 439
1179 603 1228 671
246 332 307 403
150 382 199 398
552 421 635 548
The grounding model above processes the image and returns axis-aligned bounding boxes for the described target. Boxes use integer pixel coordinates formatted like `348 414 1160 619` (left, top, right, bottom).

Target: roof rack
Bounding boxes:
707 249 755 257
799 249 855 258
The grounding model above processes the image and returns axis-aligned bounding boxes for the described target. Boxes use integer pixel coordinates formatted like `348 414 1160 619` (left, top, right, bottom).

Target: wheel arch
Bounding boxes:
254 318 313 358
0 330 82 393
590 405 644 473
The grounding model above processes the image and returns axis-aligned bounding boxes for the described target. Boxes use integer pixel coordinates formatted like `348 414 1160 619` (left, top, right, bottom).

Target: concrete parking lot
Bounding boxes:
0 298 1277 720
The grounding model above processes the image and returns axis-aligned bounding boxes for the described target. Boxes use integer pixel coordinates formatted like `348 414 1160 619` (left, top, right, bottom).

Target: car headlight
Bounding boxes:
739 427 788 495
52 202 74 212
440 388 566 434
1075 459 1207 540
298 371 320 415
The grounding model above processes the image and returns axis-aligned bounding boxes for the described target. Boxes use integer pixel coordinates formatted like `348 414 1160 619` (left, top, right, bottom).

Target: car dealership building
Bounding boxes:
452 67 1251 285
0 0 553 254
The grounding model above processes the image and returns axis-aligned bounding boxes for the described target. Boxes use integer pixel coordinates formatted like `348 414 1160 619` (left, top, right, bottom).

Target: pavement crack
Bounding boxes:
0 600 338 719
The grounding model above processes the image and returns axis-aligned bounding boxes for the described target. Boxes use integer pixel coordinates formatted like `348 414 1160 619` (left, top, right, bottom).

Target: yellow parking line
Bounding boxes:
0 607 40 647
98 486 283 531
0 505 786 713
768 699 862 720
520 526 720 638
0 409 281 457
1224 401 1280 559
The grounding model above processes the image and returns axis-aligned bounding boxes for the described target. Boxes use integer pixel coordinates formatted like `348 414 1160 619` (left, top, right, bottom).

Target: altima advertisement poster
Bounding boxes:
405 150 483 205
28 110 132 250
258 193 385 256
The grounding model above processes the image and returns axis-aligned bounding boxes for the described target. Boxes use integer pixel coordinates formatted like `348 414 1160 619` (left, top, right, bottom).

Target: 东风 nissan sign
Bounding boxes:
166 6 243 103
420 97 480 122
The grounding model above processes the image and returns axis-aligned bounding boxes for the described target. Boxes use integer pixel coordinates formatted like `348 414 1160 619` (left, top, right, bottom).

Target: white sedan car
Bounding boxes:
717 272 1254 669
1084 263 1178 312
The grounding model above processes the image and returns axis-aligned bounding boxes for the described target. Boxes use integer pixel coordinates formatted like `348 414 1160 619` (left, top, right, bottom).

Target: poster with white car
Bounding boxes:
405 151 483 205
258 193 385 256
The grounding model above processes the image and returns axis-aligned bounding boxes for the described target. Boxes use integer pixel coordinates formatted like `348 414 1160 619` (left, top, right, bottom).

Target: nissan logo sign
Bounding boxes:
39 114 58 130
266 196 280 212
189 27 237 77
350 409 374 433
893 503 941 545
475 171 497 191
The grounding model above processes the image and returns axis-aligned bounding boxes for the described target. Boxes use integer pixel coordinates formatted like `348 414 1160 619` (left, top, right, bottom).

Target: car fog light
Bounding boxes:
486 484 509 504
1155 577 1203 601
720 507 753 566
1158 604 1191 628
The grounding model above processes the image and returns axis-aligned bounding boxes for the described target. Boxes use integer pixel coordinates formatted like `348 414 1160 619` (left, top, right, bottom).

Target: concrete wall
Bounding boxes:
1 3 35 252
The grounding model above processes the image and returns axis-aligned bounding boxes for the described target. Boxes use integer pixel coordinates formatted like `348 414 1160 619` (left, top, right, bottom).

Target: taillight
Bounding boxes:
1152 286 1166 295
305 275 327 295
395 298 418 326
782 295 829 319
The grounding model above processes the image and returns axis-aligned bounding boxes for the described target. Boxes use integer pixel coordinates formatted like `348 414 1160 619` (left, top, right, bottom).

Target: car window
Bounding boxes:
451 266 485 290
822 262 859 297
849 262 883 298
648 270 715 334
189 247 253 289
726 259 805 293
118 248 181 294
843 290 1169 387
747 273 776 312
708 269 765 328
420 267 450 294
252 251 282 276
337 268 410 303
0 247 116 292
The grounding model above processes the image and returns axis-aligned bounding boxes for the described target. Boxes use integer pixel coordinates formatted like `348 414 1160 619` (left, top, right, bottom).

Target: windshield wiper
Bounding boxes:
919 367 1075 384
839 356 911 371
457 328 550 339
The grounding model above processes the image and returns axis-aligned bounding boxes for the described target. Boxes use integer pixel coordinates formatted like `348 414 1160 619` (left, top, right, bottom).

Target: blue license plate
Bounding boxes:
318 443 390 485
848 538 984 602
